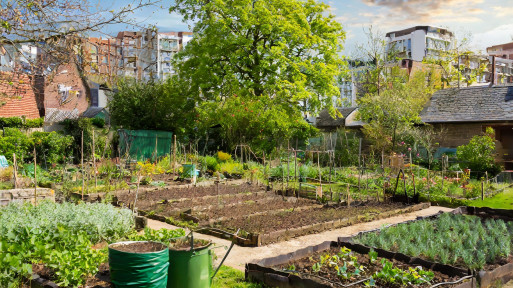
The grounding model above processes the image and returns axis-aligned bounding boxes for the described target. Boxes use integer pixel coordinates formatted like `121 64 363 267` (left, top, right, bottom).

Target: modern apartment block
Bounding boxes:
487 41 513 60
386 26 454 62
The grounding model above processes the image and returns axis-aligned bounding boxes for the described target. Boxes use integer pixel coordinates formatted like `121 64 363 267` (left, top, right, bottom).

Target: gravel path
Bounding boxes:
147 205 453 271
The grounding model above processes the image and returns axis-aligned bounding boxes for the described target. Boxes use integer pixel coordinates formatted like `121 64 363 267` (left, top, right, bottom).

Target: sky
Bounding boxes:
100 0 513 55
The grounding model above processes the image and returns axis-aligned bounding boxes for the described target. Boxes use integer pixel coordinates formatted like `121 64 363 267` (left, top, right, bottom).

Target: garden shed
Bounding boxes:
315 107 357 131
118 129 173 161
421 85 513 169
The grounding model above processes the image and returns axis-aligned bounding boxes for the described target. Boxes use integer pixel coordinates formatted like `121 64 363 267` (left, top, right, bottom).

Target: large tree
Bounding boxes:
169 0 346 153
170 0 346 113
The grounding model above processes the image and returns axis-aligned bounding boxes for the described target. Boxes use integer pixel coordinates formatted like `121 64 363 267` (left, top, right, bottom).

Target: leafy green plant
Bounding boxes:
0 201 134 287
374 259 434 285
127 227 186 243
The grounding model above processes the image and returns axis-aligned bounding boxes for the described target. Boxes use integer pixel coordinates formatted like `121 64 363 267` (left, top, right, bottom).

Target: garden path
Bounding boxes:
147 205 453 271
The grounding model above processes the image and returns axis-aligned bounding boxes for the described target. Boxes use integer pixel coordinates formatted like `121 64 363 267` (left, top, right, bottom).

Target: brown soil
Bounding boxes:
110 242 167 253
169 238 211 251
117 183 264 205
195 197 319 224
84 262 111 287
279 247 460 287
133 191 274 216
32 262 112 288
213 202 406 234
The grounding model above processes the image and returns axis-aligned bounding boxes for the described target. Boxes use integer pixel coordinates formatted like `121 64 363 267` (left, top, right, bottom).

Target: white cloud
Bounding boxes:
492 6 513 17
471 24 513 53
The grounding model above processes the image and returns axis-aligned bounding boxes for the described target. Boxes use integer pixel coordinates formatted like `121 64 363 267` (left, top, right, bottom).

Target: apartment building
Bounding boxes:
83 37 123 83
487 42 513 60
386 26 454 62
0 44 42 73
82 30 192 82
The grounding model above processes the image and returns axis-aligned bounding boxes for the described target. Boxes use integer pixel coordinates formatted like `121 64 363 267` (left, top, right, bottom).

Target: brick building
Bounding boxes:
421 85 513 169
44 63 89 123
487 42 513 60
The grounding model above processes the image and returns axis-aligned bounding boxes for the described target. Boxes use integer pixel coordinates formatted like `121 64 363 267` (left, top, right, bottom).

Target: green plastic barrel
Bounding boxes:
109 241 169 288
167 241 213 288
181 164 196 178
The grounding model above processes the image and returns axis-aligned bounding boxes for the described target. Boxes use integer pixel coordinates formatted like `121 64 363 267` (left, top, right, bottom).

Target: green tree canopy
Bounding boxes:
170 0 346 113
357 70 439 153
108 78 196 136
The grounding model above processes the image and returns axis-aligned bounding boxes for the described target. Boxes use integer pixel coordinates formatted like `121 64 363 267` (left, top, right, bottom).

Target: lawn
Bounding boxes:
468 187 513 210
212 266 263 288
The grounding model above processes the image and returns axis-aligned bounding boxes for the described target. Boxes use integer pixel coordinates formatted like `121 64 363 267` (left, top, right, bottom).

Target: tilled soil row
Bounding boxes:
213 201 407 234
193 197 320 222
126 191 272 215
117 182 264 205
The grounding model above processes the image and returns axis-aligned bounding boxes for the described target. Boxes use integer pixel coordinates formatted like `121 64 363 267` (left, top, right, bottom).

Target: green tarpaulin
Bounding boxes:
119 129 173 161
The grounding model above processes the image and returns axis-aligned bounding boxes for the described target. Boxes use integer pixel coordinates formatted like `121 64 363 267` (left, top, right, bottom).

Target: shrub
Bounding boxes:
91 117 105 128
0 128 33 163
205 156 220 172
32 131 73 164
0 117 44 128
219 162 243 177
457 127 502 178
217 151 232 162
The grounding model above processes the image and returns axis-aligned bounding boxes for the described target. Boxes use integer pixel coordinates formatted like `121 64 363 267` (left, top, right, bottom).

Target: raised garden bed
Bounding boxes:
337 206 513 288
199 202 430 246
186 196 322 225
125 190 272 217
246 240 473 287
117 182 264 205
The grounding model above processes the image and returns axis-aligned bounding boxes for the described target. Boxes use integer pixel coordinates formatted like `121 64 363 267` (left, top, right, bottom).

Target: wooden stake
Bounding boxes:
13 153 17 189
173 135 177 174
294 139 298 197
287 140 290 190
33 147 37 206
154 134 158 163
81 130 84 201
93 129 97 189
347 184 350 207
133 170 142 213
317 152 322 192
481 181 484 201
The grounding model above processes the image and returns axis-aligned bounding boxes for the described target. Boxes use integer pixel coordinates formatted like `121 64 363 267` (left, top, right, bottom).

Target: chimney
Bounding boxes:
490 56 496 86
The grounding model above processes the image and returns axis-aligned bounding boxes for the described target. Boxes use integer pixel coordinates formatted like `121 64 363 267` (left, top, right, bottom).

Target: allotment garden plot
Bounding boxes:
117 182 430 246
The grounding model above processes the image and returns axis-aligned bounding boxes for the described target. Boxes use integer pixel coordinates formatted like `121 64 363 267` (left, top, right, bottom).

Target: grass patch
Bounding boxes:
211 266 263 288
467 187 513 210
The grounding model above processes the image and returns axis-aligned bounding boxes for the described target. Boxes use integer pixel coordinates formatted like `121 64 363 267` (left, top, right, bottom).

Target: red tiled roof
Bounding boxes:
0 72 40 119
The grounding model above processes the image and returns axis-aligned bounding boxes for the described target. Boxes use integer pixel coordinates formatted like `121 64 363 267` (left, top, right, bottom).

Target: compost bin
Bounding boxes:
109 241 169 288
